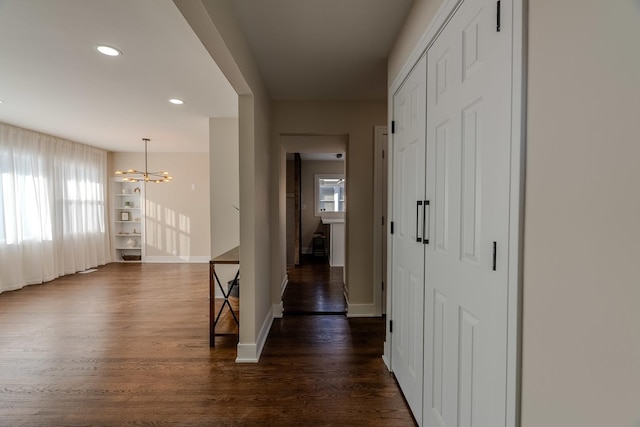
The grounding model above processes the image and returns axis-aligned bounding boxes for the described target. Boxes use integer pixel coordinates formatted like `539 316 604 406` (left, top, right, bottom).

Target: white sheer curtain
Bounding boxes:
0 123 110 293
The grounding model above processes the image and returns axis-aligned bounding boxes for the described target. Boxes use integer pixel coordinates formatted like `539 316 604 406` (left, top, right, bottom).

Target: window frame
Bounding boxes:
314 173 345 217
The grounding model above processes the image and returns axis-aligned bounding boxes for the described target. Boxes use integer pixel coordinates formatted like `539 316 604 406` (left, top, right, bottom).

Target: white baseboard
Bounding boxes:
346 303 377 317
144 256 210 263
235 304 275 363
272 301 284 319
270 275 288 319
344 292 377 317
280 274 288 297
235 343 259 363
382 342 391 371
233 275 287 362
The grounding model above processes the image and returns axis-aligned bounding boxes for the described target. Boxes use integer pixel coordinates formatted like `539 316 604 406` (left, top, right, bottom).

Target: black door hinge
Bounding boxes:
389 320 393 333
382 281 384 291
492 241 497 271
382 215 385 226
390 221 394 234
391 121 396 134
497 1 501 32
382 149 385 159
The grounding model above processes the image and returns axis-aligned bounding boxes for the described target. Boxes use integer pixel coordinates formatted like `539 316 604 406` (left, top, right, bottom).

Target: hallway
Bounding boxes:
283 255 346 314
0 262 415 426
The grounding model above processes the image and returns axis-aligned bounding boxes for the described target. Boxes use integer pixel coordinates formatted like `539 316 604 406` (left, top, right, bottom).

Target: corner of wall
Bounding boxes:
235 302 276 363
344 291 378 318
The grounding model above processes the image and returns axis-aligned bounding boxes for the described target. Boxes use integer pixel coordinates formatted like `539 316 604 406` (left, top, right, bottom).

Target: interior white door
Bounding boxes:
391 53 427 424
423 0 512 425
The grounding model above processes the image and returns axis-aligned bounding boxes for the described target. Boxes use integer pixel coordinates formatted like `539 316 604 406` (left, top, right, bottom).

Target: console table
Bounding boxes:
209 245 239 347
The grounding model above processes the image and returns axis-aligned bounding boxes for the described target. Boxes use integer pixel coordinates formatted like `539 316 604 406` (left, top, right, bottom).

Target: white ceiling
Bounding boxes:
0 0 413 153
0 0 237 153
231 0 414 100
299 153 345 161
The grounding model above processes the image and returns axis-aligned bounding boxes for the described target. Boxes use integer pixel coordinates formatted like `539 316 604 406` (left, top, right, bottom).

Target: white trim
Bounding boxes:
372 126 387 317
383 99 395 369
280 274 288 297
346 303 376 317
235 343 259 364
272 301 284 319
144 256 210 263
272 274 288 319
345 292 377 317
506 0 526 424
235 304 275 363
382 345 391 370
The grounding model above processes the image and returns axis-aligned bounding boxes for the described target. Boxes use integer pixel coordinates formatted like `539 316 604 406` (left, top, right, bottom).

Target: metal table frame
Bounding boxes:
209 246 239 346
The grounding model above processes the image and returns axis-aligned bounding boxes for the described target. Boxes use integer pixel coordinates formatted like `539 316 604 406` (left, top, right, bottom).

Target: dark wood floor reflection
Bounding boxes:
0 262 415 426
283 255 346 314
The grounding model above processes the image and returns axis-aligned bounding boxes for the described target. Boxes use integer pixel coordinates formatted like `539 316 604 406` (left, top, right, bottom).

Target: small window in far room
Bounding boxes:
315 174 345 216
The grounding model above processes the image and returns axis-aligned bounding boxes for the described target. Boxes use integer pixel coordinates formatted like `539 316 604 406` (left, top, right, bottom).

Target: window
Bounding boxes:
0 122 110 293
315 174 345 216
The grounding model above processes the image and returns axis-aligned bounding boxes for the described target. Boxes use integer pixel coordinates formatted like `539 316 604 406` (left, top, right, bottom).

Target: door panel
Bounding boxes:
460 97 482 266
434 121 450 254
391 53 427 424
424 0 512 425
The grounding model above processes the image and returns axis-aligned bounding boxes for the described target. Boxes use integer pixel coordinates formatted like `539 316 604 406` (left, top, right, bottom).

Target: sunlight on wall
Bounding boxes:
179 214 191 256
145 199 191 257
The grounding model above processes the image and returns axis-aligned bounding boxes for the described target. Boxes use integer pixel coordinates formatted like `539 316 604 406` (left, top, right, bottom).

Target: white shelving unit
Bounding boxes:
112 179 144 262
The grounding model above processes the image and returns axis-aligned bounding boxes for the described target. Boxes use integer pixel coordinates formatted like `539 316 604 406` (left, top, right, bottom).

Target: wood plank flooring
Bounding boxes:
0 262 415 426
283 256 346 314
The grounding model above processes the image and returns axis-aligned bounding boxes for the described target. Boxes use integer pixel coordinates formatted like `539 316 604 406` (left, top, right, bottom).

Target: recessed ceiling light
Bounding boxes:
169 98 184 105
96 45 121 57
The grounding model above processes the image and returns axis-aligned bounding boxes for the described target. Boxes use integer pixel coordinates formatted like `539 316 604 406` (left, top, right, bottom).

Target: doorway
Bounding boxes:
284 151 346 314
282 135 348 314
286 152 345 267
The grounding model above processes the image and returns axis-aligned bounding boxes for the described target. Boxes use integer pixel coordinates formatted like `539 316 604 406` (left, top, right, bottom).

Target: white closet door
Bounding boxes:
423 0 512 425
391 53 427 424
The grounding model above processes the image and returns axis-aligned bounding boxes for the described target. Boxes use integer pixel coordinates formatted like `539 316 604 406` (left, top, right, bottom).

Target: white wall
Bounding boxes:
110 152 210 262
522 1 640 425
388 0 445 83
389 0 640 425
210 117 240 293
176 0 274 362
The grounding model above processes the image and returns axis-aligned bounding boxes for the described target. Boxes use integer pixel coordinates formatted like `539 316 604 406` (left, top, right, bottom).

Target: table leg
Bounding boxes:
210 265 240 347
209 263 216 346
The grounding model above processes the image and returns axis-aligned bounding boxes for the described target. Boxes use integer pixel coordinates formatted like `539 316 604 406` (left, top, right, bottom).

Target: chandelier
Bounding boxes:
115 138 172 183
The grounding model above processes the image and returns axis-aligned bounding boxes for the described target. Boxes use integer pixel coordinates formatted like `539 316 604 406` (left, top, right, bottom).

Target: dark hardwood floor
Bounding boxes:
283 255 346 314
0 262 415 426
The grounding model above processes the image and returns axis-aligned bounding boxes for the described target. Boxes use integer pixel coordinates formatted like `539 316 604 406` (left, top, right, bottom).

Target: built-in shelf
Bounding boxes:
112 179 144 263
